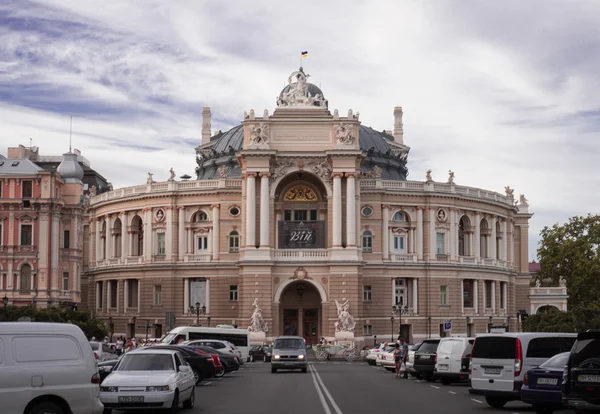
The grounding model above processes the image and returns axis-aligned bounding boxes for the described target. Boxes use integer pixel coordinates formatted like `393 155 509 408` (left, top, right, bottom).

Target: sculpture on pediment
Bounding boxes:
248 298 269 333
373 165 382 179
425 169 433 183
519 194 529 205
335 124 354 145
146 172 154 184
218 165 228 178
89 185 97 196
505 186 514 197
263 109 269 119
334 299 356 332
310 158 332 184
169 168 175 181
447 170 455 184
270 158 293 182
276 67 327 108
249 123 269 148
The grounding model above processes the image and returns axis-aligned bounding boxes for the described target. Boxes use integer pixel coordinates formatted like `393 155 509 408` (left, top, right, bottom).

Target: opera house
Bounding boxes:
85 67 533 344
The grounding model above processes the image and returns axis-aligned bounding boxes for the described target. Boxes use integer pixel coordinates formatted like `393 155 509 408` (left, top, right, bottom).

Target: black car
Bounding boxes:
249 345 267 362
563 330 600 412
98 359 120 383
262 346 273 362
137 345 216 384
414 339 441 382
185 344 240 373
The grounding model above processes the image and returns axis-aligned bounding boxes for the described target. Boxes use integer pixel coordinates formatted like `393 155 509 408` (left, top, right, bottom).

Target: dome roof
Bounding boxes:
195 124 409 181
57 152 84 183
278 83 326 108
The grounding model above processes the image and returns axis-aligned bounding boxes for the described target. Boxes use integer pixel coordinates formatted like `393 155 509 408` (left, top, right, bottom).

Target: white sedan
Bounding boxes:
377 346 396 370
100 349 195 413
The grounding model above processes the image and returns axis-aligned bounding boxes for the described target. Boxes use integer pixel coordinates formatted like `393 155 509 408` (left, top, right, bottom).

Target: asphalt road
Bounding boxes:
117 360 578 414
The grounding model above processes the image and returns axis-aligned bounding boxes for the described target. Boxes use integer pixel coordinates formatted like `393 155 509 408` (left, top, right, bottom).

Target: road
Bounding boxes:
121 360 577 413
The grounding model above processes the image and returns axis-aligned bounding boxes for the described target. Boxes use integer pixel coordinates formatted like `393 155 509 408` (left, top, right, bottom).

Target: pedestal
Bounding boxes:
249 331 267 345
334 331 355 344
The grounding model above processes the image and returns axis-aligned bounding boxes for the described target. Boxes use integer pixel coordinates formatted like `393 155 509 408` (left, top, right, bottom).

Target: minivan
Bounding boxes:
271 336 308 373
469 332 576 408
562 329 600 411
434 337 474 385
0 322 105 414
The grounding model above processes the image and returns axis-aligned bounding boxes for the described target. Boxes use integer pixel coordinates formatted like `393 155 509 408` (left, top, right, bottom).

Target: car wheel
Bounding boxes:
193 369 201 385
28 402 65 414
441 378 451 385
485 396 507 408
214 368 225 378
183 388 195 409
170 390 180 413
271 367 277 373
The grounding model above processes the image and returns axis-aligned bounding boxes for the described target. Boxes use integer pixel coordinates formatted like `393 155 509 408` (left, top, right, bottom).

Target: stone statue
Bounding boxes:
277 67 326 108
519 194 529 205
146 172 154 184
535 279 541 288
263 109 269 119
559 277 566 287
425 169 433 183
249 123 269 148
373 165 382 179
505 186 514 197
218 165 228 178
334 299 356 332
244 111 248 119
248 298 269 333
89 185 97 196
169 168 175 181
271 158 293 182
335 124 354 145
333 109 339 118
311 158 332 184
447 170 454 184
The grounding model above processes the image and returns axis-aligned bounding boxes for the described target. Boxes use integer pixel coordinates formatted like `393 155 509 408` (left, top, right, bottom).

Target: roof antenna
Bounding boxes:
69 116 73 152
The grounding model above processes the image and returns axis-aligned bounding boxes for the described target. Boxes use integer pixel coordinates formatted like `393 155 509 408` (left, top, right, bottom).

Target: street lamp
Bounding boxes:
32 287 38 308
207 315 212 327
390 316 395 342
190 302 206 326
2 294 8 320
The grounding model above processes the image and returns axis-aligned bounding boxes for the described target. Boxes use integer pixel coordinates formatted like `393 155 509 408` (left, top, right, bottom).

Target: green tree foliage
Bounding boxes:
537 214 600 310
0 306 107 339
523 308 600 333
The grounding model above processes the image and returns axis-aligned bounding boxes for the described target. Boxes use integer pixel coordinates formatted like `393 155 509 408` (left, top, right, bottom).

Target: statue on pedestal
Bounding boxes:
334 299 356 332
248 298 269 333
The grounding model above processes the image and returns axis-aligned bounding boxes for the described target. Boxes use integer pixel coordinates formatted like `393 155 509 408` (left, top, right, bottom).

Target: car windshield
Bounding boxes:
274 338 304 349
418 341 439 353
540 352 570 369
472 337 516 359
161 333 178 344
571 335 600 367
89 342 100 351
411 343 422 352
117 354 174 371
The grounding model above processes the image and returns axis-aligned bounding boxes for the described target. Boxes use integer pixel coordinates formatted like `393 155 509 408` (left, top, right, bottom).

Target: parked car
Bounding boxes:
100 349 195 413
98 359 121 383
414 338 441 382
138 345 217 384
182 339 244 364
249 345 267 362
377 346 396 371
521 352 570 414
433 337 474 385
185 345 240 373
271 336 308 373
90 341 118 362
469 332 576 409
406 342 423 377
263 346 273 362
562 329 600 412
366 343 387 366
0 322 104 414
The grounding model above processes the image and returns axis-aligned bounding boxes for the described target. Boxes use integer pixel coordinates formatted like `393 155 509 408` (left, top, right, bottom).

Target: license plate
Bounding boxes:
438 364 449 371
578 375 600 383
537 378 558 385
484 368 501 375
420 355 430 360
118 396 144 403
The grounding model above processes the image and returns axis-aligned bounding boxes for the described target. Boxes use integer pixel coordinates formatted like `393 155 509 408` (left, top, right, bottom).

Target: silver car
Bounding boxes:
100 349 195 413
271 336 308 373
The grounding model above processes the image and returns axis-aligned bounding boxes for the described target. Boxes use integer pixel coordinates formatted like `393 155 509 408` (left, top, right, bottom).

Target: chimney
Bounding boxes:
393 106 404 145
201 107 211 146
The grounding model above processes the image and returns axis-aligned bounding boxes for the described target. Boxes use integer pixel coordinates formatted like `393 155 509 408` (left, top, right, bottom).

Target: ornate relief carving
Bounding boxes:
218 165 228 178
335 299 356 333
249 123 269 148
273 277 280 284
436 208 447 223
154 209 165 222
283 186 317 201
291 267 310 280
248 299 269 333
322 277 328 284
309 158 332 185
335 124 354 145
270 159 293 182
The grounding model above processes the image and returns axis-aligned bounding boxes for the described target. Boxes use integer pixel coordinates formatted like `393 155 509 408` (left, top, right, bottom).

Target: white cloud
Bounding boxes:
2 0 600 257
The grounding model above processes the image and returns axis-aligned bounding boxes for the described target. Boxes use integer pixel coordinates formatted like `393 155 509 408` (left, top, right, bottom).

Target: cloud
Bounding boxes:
1 0 600 257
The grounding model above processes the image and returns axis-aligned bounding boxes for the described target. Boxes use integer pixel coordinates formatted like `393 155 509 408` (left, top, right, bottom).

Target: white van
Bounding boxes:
0 322 104 414
469 332 576 408
434 337 474 385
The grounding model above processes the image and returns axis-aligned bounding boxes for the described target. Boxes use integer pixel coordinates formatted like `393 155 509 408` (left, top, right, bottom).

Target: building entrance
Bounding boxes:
279 281 321 345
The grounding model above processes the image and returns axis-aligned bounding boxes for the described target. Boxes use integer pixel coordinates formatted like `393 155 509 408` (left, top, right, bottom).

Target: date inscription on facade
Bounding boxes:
278 221 326 249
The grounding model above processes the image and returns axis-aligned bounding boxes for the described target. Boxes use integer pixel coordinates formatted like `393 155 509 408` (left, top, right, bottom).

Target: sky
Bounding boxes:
1 0 600 258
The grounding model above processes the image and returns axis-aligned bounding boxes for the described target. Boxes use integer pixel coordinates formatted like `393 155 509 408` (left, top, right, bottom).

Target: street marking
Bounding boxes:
415 380 423 383
449 391 456 395
471 399 483 404
333 362 340 365
430 385 440 389
309 364 333 414
202 381 212 386
310 364 344 414
216 378 223 381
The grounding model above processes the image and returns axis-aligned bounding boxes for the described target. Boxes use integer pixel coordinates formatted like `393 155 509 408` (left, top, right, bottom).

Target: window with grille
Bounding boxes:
154 285 162 305
362 231 373 252
363 285 372 301
229 231 240 252
229 285 238 301
440 285 447 305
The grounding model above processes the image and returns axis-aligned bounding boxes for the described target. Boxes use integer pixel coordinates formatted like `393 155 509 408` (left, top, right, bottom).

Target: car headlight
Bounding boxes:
298 354 305 359
100 386 118 392
273 355 280 360
146 386 170 392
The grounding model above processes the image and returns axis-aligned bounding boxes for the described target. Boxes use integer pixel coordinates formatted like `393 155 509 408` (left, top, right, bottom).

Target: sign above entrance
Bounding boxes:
278 220 325 249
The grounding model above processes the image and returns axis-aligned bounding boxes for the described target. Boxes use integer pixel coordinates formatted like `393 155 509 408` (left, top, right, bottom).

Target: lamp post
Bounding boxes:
390 316 394 342
427 316 432 338
488 316 493 333
32 287 38 309
190 302 206 326
207 315 212 327
466 316 472 337
108 317 113 342
2 294 8 320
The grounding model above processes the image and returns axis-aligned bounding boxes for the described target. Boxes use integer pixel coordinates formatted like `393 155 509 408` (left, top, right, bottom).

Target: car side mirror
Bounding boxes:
179 365 191 372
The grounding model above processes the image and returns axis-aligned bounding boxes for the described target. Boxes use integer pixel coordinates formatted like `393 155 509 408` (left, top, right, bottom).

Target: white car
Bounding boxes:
406 342 422 376
377 346 396 370
366 344 388 365
100 349 196 413
183 339 244 364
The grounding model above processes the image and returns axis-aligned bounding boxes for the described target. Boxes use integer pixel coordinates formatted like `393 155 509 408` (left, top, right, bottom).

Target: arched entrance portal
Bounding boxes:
280 281 322 345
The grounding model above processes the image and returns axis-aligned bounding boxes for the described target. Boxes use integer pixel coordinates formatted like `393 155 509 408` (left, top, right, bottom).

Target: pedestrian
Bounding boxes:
399 337 409 378
116 338 123 355
393 343 402 378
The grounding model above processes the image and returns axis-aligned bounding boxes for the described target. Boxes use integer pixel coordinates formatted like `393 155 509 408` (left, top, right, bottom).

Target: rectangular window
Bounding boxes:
293 210 307 221
463 280 474 308
363 324 373 336
0 224 3 245
62 272 69 291
63 230 70 249
485 281 492 309
154 285 162 305
21 224 32 246
157 233 165 255
22 180 33 198
393 235 405 252
394 278 405 306
362 232 372 252
128 280 139 308
196 236 208 251
440 285 447 306
436 232 445 254
229 285 238 301
309 210 318 221
96 282 103 310
109 280 117 308
525 337 576 358
284 210 291 221
363 285 372 301
229 233 240 252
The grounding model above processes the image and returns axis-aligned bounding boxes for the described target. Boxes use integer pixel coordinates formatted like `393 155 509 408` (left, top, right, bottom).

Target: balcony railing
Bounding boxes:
183 253 212 263
273 249 329 261
390 253 418 262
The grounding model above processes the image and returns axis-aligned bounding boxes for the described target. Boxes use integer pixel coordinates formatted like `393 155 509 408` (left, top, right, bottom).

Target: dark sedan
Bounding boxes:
263 346 273 362
522 352 570 414
185 344 240 373
249 345 267 362
137 345 216 384
98 359 120 383
414 339 440 382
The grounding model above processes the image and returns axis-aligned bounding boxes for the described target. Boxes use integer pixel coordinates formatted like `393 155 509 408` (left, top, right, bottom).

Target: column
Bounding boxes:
107 281 112 309
51 211 60 291
346 173 356 246
124 280 129 309
121 212 129 259
143 209 152 261
246 173 256 248
450 209 456 260
491 218 497 260
502 220 508 261
95 218 102 262
474 212 481 258
183 278 189 314
165 208 173 259
332 173 342 247
382 205 390 257
473 280 479 315
137 279 141 313
102 281 107 310
509 222 514 265
455 211 460 258
429 208 436 260
188 229 194 254
491 281 496 314
259 173 270 248
412 279 418 314
208 229 213 256
105 217 113 258
460 280 464 313
275 210 282 249
178 208 185 260
212 204 220 260
416 207 423 260
502 282 508 310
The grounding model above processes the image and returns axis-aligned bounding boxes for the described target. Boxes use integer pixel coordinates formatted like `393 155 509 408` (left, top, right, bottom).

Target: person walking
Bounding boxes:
393 343 402 378
399 337 409 378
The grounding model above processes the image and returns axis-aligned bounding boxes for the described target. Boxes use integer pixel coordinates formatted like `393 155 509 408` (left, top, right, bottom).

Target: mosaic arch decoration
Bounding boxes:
283 185 318 201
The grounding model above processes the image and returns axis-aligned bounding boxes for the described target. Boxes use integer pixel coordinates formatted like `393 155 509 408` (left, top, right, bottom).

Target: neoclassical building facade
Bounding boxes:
85 68 533 344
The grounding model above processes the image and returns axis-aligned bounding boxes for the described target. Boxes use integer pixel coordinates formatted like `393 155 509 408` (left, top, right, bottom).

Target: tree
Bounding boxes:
524 308 600 333
536 214 600 311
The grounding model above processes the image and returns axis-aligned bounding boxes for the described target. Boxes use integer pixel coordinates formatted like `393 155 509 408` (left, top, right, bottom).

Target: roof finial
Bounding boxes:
69 116 73 152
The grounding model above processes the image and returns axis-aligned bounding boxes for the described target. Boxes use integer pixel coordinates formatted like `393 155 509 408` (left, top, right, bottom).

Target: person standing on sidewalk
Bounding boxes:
393 343 402 378
399 337 409 378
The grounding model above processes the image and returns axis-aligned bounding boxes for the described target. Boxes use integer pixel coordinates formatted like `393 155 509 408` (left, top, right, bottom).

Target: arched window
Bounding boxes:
131 215 143 256
458 216 471 256
362 231 373 252
229 231 240 253
20 263 32 292
480 219 489 258
194 211 208 222
393 211 406 222
495 221 501 259
113 218 122 257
